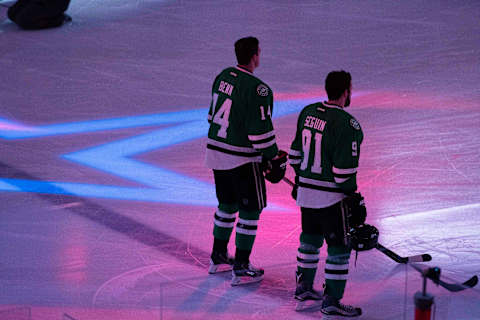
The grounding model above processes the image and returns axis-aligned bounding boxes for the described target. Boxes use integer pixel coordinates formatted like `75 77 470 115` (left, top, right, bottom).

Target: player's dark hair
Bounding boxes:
235 37 259 65
325 70 352 100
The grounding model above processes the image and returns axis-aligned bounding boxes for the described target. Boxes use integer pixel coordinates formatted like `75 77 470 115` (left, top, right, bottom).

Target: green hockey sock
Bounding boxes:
213 203 238 241
324 245 351 299
235 209 260 251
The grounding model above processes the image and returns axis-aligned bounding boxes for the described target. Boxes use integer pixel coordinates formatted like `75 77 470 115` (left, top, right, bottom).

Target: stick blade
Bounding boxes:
407 254 432 263
463 275 478 288
437 275 478 292
422 254 432 262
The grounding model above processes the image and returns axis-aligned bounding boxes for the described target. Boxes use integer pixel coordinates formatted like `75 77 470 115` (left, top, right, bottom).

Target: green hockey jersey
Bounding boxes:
205 66 278 170
288 102 363 208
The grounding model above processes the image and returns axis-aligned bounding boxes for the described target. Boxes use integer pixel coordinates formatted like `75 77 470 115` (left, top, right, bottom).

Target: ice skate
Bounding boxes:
208 251 234 274
321 294 362 317
294 272 323 311
231 263 264 286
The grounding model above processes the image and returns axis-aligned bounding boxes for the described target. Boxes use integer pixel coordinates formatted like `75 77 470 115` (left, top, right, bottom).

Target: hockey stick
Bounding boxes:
409 263 478 292
282 176 295 187
376 243 432 264
281 176 432 263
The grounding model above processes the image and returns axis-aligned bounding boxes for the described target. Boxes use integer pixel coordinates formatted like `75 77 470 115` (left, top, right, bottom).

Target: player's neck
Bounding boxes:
237 64 255 73
325 100 345 108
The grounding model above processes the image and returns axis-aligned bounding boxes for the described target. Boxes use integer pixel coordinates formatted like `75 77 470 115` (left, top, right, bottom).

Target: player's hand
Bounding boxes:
342 192 367 227
263 150 287 183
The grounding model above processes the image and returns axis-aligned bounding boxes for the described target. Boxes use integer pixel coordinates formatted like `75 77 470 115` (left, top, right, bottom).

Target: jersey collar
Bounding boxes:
235 65 253 75
323 101 344 110
234 66 264 83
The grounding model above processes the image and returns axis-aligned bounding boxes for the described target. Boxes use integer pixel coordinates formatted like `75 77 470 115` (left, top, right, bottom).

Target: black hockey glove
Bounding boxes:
263 150 287 183
342 192 367 227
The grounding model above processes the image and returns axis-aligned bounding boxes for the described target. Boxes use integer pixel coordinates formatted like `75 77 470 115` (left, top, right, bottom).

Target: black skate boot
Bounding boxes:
294 272 323 311
231 262 264 286
208 251 234 274
321 294 362 317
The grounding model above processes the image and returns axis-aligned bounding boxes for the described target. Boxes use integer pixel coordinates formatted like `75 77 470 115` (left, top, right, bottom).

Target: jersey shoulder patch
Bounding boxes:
350 118 361 130
256 84 269 97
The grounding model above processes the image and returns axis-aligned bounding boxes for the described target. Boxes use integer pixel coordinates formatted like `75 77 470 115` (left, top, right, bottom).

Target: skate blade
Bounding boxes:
208 263 233 274
231 275 264 286
319 315 343 320
321 308 361 318
295 299 323 312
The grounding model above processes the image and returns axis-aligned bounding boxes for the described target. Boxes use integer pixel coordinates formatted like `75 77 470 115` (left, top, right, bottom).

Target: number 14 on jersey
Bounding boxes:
209 93 272 139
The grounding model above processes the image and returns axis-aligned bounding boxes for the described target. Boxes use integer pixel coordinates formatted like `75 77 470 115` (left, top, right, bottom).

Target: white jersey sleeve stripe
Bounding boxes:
207 138 258 153
299 176 339 188
288 149 302 156
334 176 350 184
332 167 357 175
252 139 276 149
248 130 275 141
289 158 301 165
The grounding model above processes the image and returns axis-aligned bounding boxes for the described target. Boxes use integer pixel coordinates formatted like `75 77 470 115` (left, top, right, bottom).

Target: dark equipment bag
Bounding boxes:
8 0 71 30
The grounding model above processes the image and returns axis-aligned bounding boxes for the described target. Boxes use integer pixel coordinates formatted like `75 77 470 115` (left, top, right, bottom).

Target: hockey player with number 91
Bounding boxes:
205 37 287 286
289 71 366 317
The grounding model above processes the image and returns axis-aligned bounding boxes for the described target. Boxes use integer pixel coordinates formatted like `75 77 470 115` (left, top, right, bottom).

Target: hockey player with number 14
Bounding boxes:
205 37 287 286
289 71 366 317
